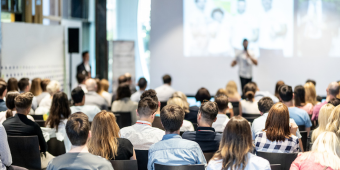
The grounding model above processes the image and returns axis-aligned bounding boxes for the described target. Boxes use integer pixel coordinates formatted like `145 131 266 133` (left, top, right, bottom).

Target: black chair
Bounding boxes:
152 116 165 130
256 151 298 170
154 164 205 170
300 131 308 152
110 160 138 170
113 112 131 128
180 131 184 136
231 102 240 116
47 137 66 156
135 150 149 170
35 120 45 127
242 113 261 118
298 125 305 131
226 113 231 118
31 115 43 120
270 164 282 170
160 102 167 111
7 136 41 170
192 123 198 131
203 152 215 162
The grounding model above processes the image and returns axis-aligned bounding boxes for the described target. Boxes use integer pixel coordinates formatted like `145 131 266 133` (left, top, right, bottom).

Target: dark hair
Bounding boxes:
41 78 51 92
0 81 7 96
7 78 18 92
306 79 316 86
162 74 172 84
138 77 147 89
215 95 229 111
116 83 131 100
140 89 158 103
138 97 158 117
199 101 218 122
160 105 185 132
71 87 85 104
243 38 248 42
294 85 306 107
328 98 340 107
5 91 20 118
46 92 71 132
66 112 90 146
258 97 274 113
18 78 30 91
118 75 127 84
274 81 285 99
76 73 86 84
82 51 89 58
243 83 256 100
211 8 224 18
195 87 211 103
265 103 291 142
279 85 293 102
14 92 34 110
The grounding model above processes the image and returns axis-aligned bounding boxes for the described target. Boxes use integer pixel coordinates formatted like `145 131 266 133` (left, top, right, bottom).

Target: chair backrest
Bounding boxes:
270 164 282 170
152 116 165 130
192 123 198 131
160 102 167 111
226 113 231 118
256 151 298 170
113 112 131 128
135 150 149 170
203 152 215 162
230 102 240 116
31 115 43 120
35 120 45 127
110 160 138 170
47 137 66 156
300 131 308 152
242 113 261 118
7 136 41 170
298 125 305 131
154 164 205 170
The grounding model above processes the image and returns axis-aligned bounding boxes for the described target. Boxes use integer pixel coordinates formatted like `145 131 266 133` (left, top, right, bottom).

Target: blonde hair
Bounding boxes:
100 79 110 92
172 91 189 113
167 97 185 110
30 78 42 96
337 82 340 99
326 105 340 138
216 88 228 96
88 111 120 160
304 82 317 105
95 78 103 95
46 80 61 96
312 104 334 142
225 81 238 98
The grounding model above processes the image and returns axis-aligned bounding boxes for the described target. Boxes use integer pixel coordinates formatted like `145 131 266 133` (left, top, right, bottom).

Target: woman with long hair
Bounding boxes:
167 97 195 131
326 105 340 138
88 110 136 160
99 79 111 105
172 91 190 113
254 103 300 153
30 78 42 96
225 81 241 102
304 82 318 106
240 83 260 114
274 80 284 99
294 85 314 115
207 116 270 170
7 78 18 92
311 104 334 143
290 132 340 170
45 92 71 132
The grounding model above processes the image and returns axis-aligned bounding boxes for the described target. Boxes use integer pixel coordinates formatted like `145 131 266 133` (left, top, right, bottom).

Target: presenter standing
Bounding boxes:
231 39 258 93
77 51 91 78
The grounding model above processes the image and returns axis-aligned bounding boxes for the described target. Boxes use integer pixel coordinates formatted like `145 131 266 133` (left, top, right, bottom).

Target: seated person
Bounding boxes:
120 96 165 150
294 85 314 115
0 81 7 112
88 111 136 160
215 89 233 116
155 74 175 102
46 113 113 170
130 77 147 102
85 78 108 110
241 83 260 114
182 101 222 152
0 92 34 123
0 124 12 170
311 104 334 144
35 80 61 115
279 85 312 134
70 87 101 122
186 88 211 123
254 103 300 153
212 95 230 132
252 82 279 103
225 81 242 116
148 105 206 170
18 78 38 110
207 116 270 170
167 97 194 131
36 79 50 105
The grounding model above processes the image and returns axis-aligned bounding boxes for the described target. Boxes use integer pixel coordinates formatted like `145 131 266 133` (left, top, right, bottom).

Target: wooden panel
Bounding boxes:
24 0 32 23
34 0 43 23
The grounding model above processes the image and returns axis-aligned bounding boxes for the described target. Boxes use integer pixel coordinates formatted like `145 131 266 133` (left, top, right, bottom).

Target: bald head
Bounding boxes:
125 73 132 82
85 78 97 91
328 82 340 97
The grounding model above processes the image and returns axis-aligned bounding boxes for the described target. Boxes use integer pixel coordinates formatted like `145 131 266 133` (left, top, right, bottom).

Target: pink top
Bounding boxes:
290 153 334 170
311 101 328 121
297 103 314 115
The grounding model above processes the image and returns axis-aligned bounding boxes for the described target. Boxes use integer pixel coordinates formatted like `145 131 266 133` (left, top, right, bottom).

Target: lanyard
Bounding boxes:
136 122 151 126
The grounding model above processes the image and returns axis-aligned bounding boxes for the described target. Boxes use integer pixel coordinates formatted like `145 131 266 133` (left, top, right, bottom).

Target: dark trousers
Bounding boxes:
240 76 252 94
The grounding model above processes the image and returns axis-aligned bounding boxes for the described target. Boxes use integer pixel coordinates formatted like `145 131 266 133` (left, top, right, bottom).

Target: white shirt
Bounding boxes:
35 96 52 115
130 90 145 102
0 111 34 123
180 120 195 132
235 51 256 78
84 62 90 72
70 105 101 122
100 91 111 105
155 84 176 102
43 119 71 152
212 114 230 132
255 91 279 103
240 100 260 114
79 84 88 93
120 120 165 150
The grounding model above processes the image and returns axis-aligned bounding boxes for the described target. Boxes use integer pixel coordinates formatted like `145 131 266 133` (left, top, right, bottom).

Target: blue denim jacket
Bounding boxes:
147 134 207 170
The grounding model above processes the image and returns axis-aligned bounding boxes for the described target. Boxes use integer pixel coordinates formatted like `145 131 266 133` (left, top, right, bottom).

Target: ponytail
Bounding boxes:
5 109 13 118
245 91 255 100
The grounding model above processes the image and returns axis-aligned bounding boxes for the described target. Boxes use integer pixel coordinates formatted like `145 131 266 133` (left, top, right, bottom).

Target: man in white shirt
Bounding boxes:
18 78 38 110
212 95 230 132
251 82 279 103
155 75 176 102
120 94 165 150
231 39 258 91
70 87 101 122
131 77 147 102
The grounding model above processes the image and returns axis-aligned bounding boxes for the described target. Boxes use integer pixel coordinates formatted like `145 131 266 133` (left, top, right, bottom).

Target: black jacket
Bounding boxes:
77 62 91 76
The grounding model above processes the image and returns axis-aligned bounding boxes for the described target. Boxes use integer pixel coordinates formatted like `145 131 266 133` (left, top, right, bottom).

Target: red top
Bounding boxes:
290 153 334 170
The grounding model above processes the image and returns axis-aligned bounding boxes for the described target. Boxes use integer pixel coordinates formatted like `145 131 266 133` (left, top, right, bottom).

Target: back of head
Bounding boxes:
225 81 238 96
138 77 147 89
100 79 109 92
71 87 85 104
306 79 316 86
47 80 61 96
5 91 20 118
160 105 185 132
167 97 184 109
47 92 71 131
18 78 29 91
312 104 335 142
125 73 132 82
116 83 131 100
40 78 51 92
14 92 34 112
138 97 158 118
257 97 274 113
88 110 120 159
171 91 189 113
199 101 218 123
294 85 306 107
243 83 256 100
0 81 7 96
85 78 97 91
118 75 127 84
304 82 317 105
140 89 158 103
265 103 290 142
95 78 103 94
328 98 340 107
215 88 228 96
274 80 285 98
66 112 90 146
76 73 86 84
7 78 18 92
213 116 252 170
195 87 211 103
279 85 293 102
215 95 229 112
328 82 340 97
30 78 42 96
162 74 171 84
326 105 340 138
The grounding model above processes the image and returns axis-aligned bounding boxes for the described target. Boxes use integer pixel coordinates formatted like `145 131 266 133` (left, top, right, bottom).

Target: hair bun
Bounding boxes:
245 91 255 100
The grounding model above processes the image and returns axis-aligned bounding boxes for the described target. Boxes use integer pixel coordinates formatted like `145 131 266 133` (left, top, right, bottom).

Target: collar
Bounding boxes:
162 134 181 140
197 127 215 132
136 120 152 126
16 113 28 119
0 99 4 102
262 113 269 117
216 114 227 118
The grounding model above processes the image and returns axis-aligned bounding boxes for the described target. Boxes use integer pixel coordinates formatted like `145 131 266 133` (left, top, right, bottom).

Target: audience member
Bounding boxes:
167 97 194 131
0 92 34 123
0 124 12 170
30 78 42 96
328 97 340 107
99 79 111 105
290 132 340 170
182 101 222 152
212 95 230 132
35 80 61 115
46 113 113 170
187 87 211 124
85 78 108 110
305 79 323 103
88 111 136 160
311 104 334 143
311 82 339 121
18 78 38 110
254 103 300 153
304 82 318 106
110 75 127 104
0 81 7 112
131 77 147 102
148 105 206 170
241 83 260 114
172 91 190 113
7 78 18 92
140 89 161 114
125 73 137 93
70 87 101 122
294 85 314 115
120 96 165 150
155 74 175 102
76 73 88 94
111 83 138 123
279 85 312 133
337 81 340 99
274 80 285 99
252 82 279 103
36 79 50 105
225 80 242 101
215 89 234 115
207 116 270 170
325 105 340 138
